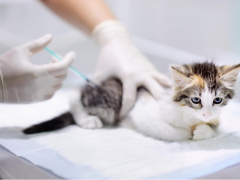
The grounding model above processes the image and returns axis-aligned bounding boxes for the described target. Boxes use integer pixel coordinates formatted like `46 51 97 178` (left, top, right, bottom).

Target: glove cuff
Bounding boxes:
91 20 131 46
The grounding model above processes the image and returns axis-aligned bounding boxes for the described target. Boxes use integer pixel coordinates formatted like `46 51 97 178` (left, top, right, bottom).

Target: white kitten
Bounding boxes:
124 62 240 141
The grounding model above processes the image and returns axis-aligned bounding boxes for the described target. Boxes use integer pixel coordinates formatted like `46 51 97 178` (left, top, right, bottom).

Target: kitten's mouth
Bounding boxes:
200 115 215 122
203 114 212 118
195 113 214 122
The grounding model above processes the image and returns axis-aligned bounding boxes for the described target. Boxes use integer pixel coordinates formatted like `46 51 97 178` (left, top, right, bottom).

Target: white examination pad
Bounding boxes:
0 89 240 179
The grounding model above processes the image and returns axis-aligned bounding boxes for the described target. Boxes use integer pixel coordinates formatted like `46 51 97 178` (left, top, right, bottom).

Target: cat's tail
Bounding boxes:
23 112 75 134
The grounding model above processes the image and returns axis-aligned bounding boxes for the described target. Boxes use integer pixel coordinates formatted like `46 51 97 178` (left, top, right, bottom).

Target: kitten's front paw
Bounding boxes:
80 116 103 129
193 124 215 141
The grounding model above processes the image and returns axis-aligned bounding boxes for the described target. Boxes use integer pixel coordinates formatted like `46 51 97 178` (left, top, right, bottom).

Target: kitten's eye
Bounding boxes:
213 97 222 104
191 97 201 104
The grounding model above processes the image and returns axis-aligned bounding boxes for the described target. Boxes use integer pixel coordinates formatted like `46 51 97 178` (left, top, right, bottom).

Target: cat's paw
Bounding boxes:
80 116 103 129
193 124 215 141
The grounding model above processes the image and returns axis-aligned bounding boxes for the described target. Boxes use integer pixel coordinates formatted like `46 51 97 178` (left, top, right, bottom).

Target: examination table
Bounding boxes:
1 89 240 179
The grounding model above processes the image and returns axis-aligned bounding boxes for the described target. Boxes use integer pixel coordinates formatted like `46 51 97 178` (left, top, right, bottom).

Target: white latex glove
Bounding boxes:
0 34 75 103
92 21 171 118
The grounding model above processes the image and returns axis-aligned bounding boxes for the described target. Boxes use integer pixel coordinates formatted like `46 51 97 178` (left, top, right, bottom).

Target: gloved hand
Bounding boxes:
92 21 171 118
0 34 75 103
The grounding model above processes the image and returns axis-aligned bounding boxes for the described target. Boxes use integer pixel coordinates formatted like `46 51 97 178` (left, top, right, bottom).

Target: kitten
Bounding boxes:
23 62 240 141
23 79 122 133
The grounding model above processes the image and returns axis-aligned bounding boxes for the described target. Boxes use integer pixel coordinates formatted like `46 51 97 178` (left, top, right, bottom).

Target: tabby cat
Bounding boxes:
23 62 240 141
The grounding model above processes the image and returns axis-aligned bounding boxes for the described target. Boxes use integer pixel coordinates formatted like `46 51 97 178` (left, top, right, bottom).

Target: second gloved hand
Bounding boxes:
0 34 75 103
92 21 172 118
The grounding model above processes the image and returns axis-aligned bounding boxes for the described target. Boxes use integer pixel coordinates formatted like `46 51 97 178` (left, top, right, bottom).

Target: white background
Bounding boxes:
0 0 239 78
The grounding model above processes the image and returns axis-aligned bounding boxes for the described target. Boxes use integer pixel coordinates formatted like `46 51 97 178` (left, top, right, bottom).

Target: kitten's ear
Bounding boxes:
220 64 240 88
170 66 192 88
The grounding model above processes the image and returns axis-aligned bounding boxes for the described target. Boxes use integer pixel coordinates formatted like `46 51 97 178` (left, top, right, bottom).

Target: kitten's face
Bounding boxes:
171 62 240 122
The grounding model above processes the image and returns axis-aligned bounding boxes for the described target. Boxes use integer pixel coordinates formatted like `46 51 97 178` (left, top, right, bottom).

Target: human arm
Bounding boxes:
40 0 115 34
41 0 171 118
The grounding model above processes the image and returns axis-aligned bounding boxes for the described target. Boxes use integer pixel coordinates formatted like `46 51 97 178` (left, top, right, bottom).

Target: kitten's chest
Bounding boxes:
161 103 201 129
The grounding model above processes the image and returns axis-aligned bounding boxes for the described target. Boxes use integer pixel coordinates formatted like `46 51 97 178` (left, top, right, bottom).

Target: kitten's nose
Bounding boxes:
203 113 212 118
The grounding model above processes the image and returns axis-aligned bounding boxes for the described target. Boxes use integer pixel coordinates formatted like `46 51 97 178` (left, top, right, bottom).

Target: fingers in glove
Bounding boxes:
56 74 67 83
43 74 67 87
53 83 62 91
142 78 166 100
152 72 172 87
50 56 59 63
119 80 137 118
24 34 52 55
44 93 55 100
42 83 62 100
44 52 75 77
93 72 111 85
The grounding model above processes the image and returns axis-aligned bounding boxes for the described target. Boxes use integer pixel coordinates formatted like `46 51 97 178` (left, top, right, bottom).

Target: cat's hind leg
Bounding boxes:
69 89 103 129
127 90 191 141
75 115 103 129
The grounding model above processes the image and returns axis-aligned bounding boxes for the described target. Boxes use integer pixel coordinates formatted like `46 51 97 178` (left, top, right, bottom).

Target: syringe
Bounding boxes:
45 47 98 88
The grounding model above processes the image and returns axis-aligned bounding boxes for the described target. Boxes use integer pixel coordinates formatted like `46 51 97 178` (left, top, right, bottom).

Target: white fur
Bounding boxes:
194 85 221 122
125 90 197 141
126 83 222 141
69 86 219 141
192 124 215 141
69 89 103 129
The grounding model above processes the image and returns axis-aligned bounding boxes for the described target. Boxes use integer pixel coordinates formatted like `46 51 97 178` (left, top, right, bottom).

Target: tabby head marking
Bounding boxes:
171 62 240 122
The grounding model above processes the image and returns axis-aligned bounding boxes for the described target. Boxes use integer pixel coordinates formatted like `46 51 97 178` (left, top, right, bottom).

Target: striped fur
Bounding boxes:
172 62 240 109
